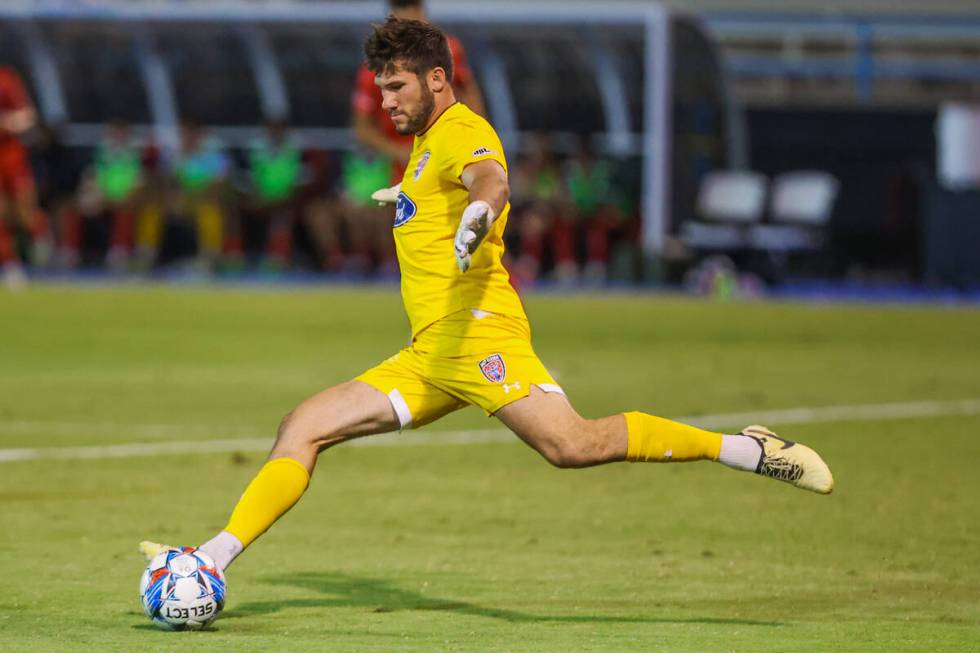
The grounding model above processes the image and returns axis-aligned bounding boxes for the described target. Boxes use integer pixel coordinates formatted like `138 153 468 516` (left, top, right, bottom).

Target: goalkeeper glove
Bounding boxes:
370 183 401 205
454 200 494 272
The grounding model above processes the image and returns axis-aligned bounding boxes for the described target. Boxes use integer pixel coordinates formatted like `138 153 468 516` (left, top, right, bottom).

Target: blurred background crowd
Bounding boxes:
3 0 980 291
6 118 641 286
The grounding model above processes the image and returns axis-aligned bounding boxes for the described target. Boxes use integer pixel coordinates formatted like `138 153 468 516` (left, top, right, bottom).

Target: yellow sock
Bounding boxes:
195 202 223 254
136 204 162 250
224 457 310 547
624 412 722 462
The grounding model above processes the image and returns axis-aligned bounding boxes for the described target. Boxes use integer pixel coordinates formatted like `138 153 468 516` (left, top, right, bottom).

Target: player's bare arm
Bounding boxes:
454 159 509 271
0 106 34 136
461 158 509 216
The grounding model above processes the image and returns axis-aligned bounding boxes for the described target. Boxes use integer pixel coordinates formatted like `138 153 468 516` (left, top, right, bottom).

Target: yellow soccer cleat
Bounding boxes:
739 425 834 494
139 540 175 561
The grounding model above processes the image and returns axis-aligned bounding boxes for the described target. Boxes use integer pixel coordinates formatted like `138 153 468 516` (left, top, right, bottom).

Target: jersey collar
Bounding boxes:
416 101 460 138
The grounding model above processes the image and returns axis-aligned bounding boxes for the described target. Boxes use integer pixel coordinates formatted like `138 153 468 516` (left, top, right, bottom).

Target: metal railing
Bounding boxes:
703 11 980 103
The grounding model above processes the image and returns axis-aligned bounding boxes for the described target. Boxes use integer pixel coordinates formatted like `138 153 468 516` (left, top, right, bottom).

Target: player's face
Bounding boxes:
376 63 436 136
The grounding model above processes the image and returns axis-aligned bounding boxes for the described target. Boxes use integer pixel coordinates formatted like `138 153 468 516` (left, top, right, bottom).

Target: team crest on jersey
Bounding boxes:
478 353 506 383
472 147 496 157
413 150 431 181
393 191 417 228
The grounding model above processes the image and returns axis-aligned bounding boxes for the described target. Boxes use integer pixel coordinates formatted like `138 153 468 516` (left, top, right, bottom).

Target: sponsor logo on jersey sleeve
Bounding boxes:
472 147 496 157
393 191 417 228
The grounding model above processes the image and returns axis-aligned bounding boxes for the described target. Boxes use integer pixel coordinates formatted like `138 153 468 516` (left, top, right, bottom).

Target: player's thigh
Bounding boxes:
495 385 583 457
495 385 625 468
277 379 400 452
356 351 467 430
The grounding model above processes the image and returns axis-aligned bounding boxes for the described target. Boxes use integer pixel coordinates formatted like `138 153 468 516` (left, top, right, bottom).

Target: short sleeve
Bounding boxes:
444 119 508 181
352 66 379 116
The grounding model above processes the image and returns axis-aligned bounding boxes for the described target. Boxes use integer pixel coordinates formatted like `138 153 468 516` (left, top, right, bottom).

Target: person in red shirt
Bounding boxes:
0 65 50 285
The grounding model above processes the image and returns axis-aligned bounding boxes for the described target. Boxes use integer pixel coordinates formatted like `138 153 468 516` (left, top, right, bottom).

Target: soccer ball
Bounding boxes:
139 547 226 631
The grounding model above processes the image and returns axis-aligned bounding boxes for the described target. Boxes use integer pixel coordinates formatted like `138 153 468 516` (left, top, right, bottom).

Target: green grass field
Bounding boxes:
1 285 979 652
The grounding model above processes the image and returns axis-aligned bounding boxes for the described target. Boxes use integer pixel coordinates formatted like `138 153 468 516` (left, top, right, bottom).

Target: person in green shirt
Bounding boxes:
563 135 638 283
337 148 398 276
246 120 304 270
171 120 231 268
509 132 576 285
79 121 145 270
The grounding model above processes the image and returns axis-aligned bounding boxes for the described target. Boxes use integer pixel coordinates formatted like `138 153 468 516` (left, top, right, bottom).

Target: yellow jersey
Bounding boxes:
394 102 526 336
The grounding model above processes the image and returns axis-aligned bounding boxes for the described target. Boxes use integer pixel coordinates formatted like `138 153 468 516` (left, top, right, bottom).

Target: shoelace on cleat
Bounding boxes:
742 433 805 483
758 455 804 482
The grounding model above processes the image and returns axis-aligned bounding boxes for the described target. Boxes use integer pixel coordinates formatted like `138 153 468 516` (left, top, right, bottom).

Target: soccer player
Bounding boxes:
142 18 833 576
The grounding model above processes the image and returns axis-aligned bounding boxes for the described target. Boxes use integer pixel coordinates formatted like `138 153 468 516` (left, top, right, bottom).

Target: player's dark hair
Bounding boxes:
364 16 454 83
387 0 423 8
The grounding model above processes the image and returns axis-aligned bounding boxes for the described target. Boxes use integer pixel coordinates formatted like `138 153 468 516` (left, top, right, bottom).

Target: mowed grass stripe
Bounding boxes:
3 397 978 463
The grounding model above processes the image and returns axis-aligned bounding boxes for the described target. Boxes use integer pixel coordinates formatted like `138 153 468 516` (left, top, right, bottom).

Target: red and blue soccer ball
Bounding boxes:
139 547 226 630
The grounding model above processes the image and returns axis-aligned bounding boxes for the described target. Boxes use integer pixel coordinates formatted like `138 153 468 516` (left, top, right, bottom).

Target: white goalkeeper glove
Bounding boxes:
454 200 495 273
370 183 401 205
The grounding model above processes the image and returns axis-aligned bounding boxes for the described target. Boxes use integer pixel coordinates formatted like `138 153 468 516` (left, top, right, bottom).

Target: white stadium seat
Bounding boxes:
682 170 768 250
697 170 769 223
750 171 839 251
769 171 840 226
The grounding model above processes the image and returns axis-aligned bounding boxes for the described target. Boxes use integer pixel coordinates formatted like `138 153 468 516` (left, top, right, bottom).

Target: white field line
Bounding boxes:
2 398 979 464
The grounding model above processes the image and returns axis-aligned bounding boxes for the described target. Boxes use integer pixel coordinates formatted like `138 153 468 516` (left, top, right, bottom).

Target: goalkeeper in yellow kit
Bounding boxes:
142 17 833 575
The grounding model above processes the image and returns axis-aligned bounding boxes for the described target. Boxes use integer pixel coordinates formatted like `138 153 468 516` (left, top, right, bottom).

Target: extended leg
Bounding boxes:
495 385 833 491
143 380 401 569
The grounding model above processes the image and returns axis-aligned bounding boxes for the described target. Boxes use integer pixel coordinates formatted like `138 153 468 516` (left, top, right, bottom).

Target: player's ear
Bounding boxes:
428 67 448 93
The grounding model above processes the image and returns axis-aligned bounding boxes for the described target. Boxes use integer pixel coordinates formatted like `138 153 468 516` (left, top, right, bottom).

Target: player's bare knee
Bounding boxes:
273 409 303 450
276 410 295 441
275 407 327 450
541 421 607 469
546 448 587 469
540 431 591 469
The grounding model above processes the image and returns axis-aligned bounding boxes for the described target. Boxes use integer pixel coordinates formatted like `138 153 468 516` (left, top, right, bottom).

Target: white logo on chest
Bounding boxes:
503 381 522 394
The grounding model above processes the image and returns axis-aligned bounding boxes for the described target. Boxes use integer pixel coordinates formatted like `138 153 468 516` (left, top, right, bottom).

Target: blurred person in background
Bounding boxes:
299 149 347 273
244 119 303 272
0 64 51 286
509 132 576 285
31 122 85 270
349 0 484 276
338 148 397 275
563 135 634 284
170 120 233 271
130 139 168 272
88 121 145 271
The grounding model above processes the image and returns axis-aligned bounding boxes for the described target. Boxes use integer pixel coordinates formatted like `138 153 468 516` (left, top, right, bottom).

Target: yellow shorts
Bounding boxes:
356 309 564 429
